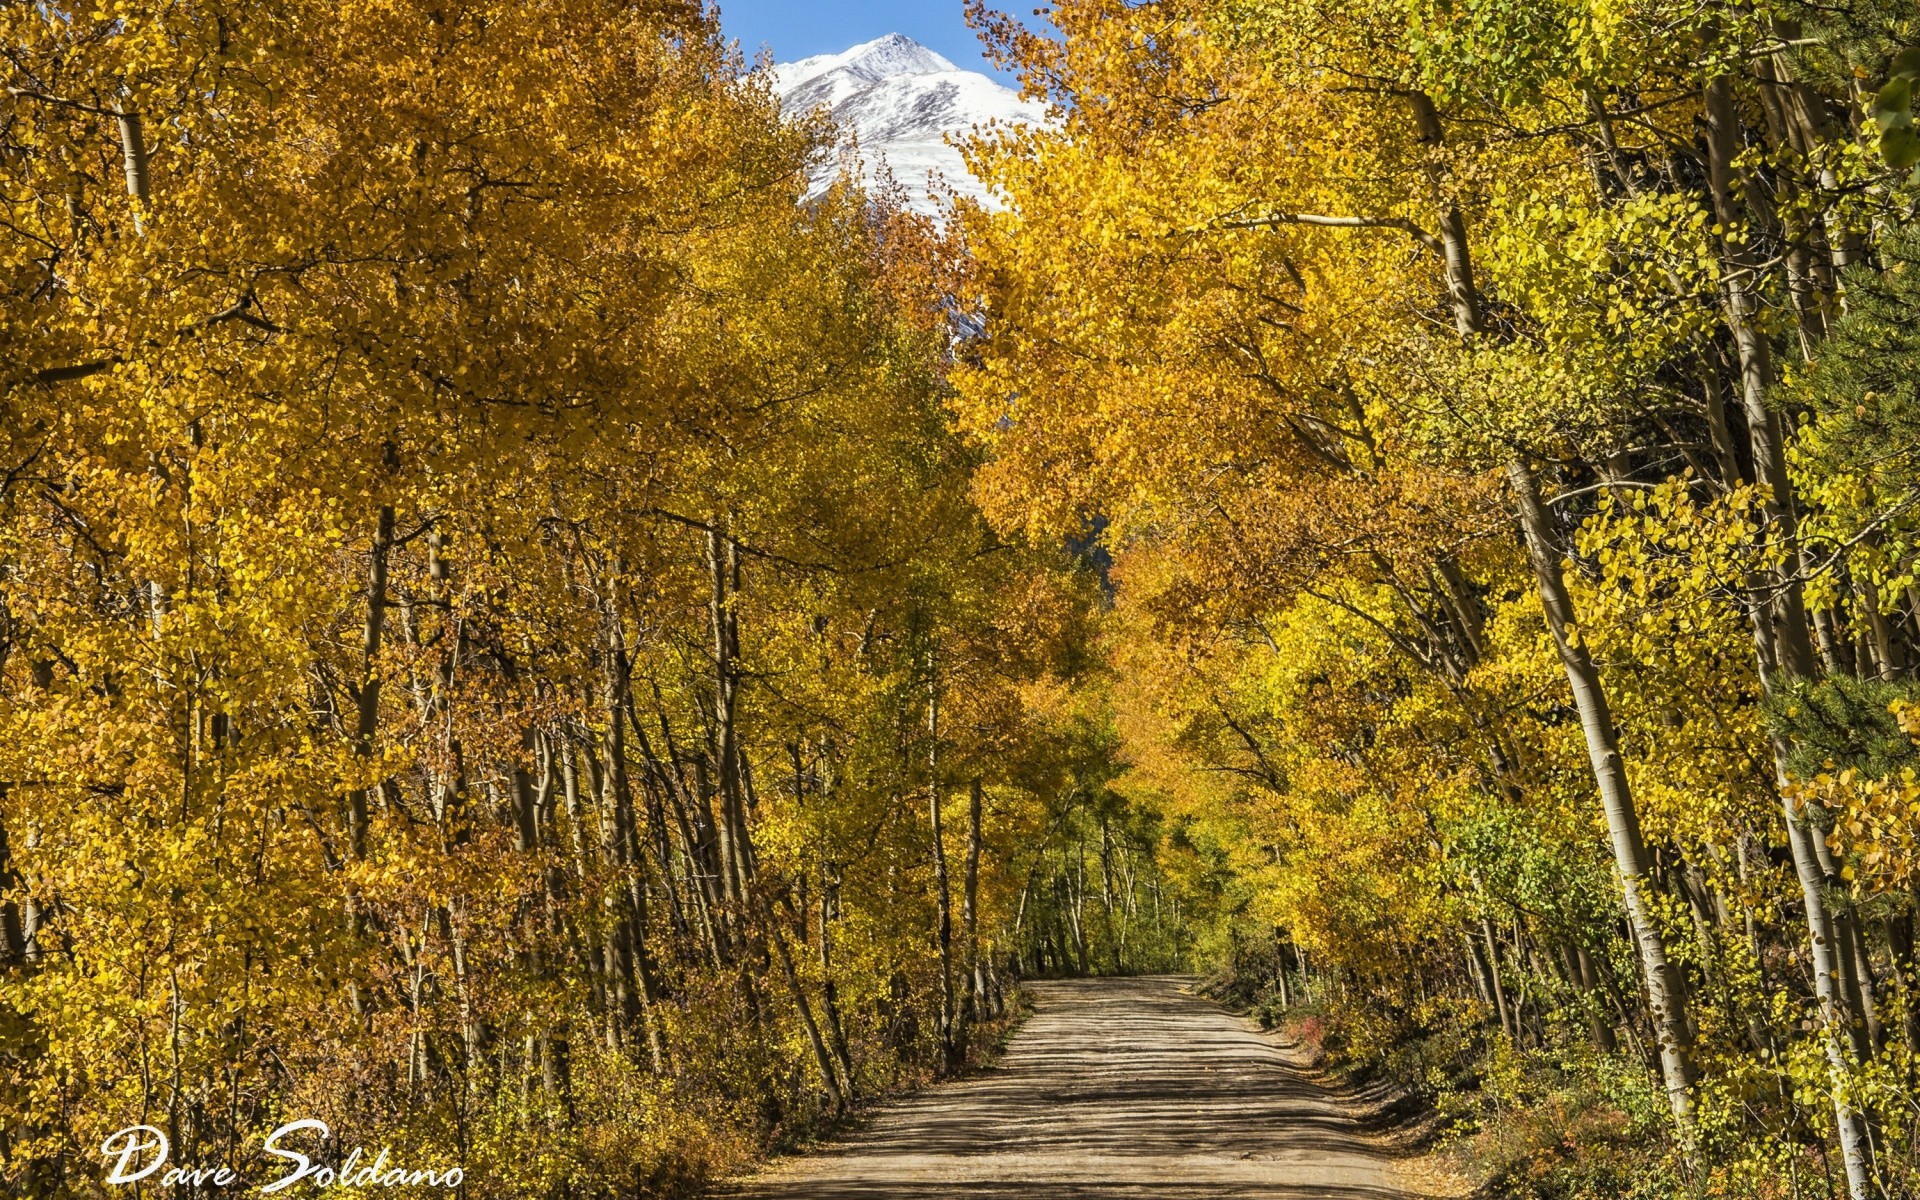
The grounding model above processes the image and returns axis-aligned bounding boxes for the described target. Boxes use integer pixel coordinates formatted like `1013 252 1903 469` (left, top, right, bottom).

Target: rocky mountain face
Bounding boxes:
770 34 1045 216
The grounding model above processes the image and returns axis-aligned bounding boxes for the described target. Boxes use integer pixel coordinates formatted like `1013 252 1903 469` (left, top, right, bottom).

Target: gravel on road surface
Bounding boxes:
714 974 1410 1200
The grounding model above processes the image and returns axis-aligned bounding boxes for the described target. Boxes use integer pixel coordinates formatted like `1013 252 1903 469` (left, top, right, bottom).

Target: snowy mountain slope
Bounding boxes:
769 34 1046 216
772 35 958 108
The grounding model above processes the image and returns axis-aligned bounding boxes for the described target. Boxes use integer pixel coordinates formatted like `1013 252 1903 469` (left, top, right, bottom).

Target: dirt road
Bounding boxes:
717 975 1408 1199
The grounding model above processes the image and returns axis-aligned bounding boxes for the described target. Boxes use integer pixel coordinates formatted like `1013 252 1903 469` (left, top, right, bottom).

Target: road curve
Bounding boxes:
716 975 1407 1200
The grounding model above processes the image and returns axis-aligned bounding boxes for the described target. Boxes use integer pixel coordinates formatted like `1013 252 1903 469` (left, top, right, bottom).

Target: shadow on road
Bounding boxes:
715 976 1408 1199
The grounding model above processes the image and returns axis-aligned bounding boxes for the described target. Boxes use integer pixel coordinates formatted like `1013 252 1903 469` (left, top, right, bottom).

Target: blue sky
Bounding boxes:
715 0 1019 83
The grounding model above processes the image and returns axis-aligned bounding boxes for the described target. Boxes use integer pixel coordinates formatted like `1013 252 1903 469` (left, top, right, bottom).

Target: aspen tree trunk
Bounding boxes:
706 529 752 948
402 914 429 1091
0 807 51 1195
963 778 985 1030
1099 815 1121 973
556 733 614 1075
1480 915 1514 1040
649 689 729 966
347 505 394 860
1702 62 1876 1199
1403 85 1701 1131
1275 935 1292 1010
0 807 24 964
424 531 470 845
509 746 539 854
809 748 855 1080
602 919 630 1053
1889 910 1920 1055
1702 74 1817 680
818 869 856 1089
597 732 637 1056
524 731 571 1101
1464 934 1497 1011
116 105 148 233
1515 920 1551 1048
338 508 396 1022
702 533 737 906
1012 874 1033 978
692 757 737 949
696 532 775 1047
1781 810 1877 1198
626 738 689 941
926 669 956 1065
760 887 847 1113
1069 857 1090 975
623 850 669 1072
1508 460 1699 1128
560 733 619 1030
441 903 482 1090
1848 921 1883 1052
536 730 560 851
1695 358 1749 491
667 775 727 969
1569 943 1619 1052
602 615 666 1071
1588 945 1651 1062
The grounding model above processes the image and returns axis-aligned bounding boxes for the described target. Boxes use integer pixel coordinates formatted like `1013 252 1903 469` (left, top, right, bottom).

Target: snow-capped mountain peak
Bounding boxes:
773 34 959 97
769 34 1045 217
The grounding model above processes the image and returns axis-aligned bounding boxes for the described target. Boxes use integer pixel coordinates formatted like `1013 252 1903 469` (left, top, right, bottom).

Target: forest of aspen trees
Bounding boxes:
0 2 1190 1194
10 0 1920 1198
955 0 1920 1194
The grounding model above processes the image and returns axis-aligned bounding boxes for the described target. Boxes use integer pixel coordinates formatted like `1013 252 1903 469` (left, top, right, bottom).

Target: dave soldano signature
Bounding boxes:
102 1121 464 1191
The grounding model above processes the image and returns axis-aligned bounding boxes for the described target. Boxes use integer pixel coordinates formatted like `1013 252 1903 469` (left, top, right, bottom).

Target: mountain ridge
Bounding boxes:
769 34 1044 217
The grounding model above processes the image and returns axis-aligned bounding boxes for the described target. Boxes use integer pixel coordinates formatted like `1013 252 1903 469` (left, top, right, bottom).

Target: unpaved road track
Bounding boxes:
717 975 1407 1199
